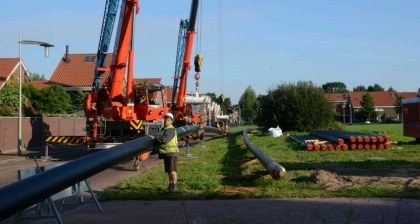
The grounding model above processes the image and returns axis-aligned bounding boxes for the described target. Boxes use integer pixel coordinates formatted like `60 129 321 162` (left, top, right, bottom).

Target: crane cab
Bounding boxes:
135 83 169 121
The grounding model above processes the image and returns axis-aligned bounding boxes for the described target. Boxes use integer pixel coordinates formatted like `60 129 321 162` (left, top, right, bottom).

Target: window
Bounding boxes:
84 55 96 62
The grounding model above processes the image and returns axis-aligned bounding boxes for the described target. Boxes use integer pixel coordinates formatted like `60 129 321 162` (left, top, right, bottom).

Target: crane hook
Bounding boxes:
194 73 200 80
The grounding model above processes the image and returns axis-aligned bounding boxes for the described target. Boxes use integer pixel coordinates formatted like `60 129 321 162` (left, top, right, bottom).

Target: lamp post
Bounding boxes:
18 34 54 156
349 104 352 124
342 102 346 124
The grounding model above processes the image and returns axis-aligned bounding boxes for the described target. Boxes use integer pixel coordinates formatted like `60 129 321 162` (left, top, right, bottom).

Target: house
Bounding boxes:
0 58 30 88
49 52 113 92
325 91 418 123
1 50 192 108
43 48 170 99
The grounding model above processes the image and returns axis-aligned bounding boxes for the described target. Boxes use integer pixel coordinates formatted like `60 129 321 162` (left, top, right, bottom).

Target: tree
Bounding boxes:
387 86 396 92
359 92 377 121
239 86 258 124
0 78 58 116
22 83 43 116
68 89 87 113
205 92 231 115
322 82 348 93
0 84 48 116
205 92 217 102
394 94 404 121
353 85 367 92
30 73 46 81
256 81 335 132
0 86 19 116
221 96 231 115
367 83 385 92
36 85 71 114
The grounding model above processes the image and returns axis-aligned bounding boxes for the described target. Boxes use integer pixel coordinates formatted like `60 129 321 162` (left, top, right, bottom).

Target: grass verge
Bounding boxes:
100 123 420 201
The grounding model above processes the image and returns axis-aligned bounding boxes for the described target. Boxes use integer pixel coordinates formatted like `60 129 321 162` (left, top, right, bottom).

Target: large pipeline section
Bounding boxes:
242 129 286 179
202 126 223 135
0 126 202 221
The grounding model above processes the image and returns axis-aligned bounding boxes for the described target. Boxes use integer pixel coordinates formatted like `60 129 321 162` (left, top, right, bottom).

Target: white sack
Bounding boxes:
268 125 282 137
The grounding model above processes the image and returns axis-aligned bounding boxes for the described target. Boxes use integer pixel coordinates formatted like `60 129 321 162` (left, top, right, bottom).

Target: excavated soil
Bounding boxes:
305 168 420 191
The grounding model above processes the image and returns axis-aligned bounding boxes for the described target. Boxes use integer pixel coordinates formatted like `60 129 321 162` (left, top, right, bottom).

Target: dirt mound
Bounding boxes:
309 169 420 191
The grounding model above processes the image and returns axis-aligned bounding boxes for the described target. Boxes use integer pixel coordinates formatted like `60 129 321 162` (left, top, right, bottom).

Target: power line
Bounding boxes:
195 0 202 54
218 0 224 95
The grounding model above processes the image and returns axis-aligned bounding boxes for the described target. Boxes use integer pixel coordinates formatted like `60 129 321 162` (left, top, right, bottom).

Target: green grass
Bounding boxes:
100 123 420 201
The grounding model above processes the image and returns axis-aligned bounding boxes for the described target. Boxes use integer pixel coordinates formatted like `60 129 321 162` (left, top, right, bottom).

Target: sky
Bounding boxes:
1 0 420 104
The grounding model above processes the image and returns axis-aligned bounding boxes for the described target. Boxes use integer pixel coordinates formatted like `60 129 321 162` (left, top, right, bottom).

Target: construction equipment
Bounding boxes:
402 97 420 141
170 0 210 128
84 0 169 150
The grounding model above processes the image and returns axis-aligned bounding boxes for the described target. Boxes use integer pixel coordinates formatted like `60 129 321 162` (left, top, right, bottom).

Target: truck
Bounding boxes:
402 97 420 141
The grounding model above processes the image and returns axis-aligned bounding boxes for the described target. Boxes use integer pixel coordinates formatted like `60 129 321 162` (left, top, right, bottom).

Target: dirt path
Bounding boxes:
307 168 420 191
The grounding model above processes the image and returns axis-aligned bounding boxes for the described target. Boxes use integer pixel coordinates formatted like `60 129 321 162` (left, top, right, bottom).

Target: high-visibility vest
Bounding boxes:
159 125 178 154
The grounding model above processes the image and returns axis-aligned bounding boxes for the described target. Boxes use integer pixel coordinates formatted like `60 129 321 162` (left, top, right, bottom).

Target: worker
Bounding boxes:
149 113 179 193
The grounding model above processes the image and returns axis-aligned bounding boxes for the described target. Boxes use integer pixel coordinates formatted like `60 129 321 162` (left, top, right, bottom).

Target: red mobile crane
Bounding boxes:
170 0 210 127
85 0 169 150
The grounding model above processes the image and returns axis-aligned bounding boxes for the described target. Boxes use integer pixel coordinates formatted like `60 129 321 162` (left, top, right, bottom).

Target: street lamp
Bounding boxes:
342 102 346 124
18 34 54 155
349 104 352 124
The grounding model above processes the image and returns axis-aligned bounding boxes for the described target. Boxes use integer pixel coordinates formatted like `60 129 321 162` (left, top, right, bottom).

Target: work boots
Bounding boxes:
168 183 179 193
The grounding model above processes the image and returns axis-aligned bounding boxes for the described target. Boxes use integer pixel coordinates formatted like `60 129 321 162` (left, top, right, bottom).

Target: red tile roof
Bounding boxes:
0 58 20 88
325 93 349 102
32 80 50 89
49 54 167 92
397 92 418 99
349 92 399 108
49 53 113 87
326 91 418 108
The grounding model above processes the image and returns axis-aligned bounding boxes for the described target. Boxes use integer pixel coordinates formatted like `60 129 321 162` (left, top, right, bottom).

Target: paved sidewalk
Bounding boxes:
21 198 420 224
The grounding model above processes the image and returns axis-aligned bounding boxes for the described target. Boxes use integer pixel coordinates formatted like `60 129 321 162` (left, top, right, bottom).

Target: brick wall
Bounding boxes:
0 117 85 153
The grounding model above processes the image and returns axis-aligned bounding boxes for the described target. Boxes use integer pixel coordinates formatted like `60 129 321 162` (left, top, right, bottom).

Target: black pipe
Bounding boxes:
0 126 200 221
310 131 344 145
203 126 223 134
288 135 314 151
242 129 286 179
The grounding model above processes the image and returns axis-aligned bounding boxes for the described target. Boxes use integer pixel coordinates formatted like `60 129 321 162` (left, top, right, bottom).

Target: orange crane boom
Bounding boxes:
85 0 168 149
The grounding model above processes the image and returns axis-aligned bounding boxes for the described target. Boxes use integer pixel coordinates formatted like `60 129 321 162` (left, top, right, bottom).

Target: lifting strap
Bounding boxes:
194 54 202 72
